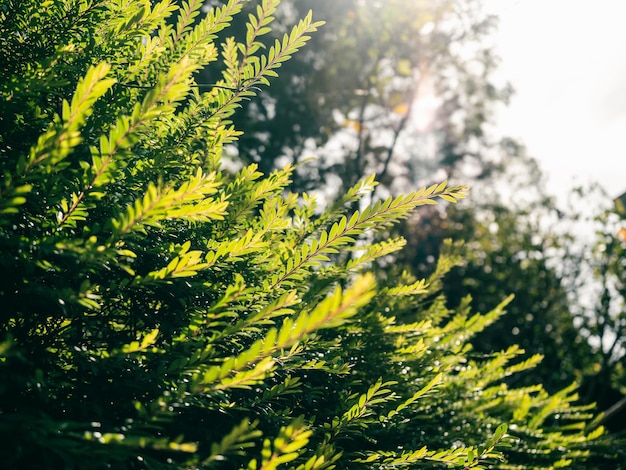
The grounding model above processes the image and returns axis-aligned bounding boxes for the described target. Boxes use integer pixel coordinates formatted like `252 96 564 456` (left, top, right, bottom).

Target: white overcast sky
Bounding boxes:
485 0 626 202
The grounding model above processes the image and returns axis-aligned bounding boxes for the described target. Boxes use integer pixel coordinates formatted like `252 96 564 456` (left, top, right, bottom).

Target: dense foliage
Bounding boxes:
0 0 621 468
221 0 626 442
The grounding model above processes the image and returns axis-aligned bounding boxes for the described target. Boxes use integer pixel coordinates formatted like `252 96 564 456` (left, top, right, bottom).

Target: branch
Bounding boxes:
590 395 626 431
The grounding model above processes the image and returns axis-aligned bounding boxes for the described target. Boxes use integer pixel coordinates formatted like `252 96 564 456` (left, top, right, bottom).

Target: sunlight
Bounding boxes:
410 70 440 132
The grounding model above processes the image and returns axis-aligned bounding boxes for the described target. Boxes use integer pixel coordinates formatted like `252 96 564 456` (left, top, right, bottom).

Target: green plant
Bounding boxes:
0 0 613 468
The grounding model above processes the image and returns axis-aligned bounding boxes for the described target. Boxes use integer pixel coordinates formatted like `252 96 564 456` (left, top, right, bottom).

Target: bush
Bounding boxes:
0 0 614 468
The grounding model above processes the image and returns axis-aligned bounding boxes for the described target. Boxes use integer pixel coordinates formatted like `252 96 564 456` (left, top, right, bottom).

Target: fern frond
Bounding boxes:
269 182 468 289
247 418 312 470
111 169 226 238
197 274 375 392
25 62 116 175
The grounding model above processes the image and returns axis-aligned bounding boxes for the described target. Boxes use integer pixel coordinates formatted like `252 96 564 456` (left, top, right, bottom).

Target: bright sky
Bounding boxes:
486 0 626 203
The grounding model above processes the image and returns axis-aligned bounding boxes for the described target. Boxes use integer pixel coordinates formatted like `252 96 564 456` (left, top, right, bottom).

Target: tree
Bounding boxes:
557 187 626 434
219 0 513 197
0 0 619 468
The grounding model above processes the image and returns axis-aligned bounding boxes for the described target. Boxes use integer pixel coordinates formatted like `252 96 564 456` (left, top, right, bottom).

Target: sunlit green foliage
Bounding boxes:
0 0 615 468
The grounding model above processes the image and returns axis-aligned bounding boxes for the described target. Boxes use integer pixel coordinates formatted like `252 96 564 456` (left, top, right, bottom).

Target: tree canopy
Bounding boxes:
220 0 512 196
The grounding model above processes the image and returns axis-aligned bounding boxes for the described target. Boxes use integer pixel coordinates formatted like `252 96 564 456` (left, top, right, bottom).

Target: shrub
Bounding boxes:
0 0 611 468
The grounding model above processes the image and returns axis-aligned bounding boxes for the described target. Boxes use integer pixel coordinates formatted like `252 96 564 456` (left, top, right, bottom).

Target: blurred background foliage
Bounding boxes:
208 0 626 437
